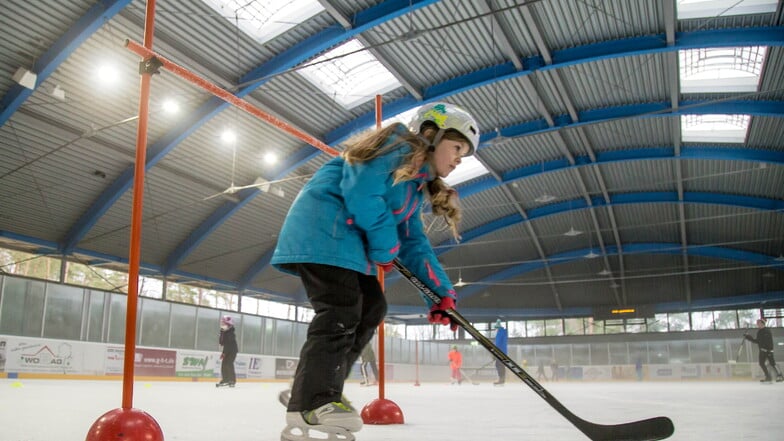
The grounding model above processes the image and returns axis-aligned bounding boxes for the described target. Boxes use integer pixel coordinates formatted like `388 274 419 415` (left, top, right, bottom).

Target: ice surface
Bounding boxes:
1 379 782 440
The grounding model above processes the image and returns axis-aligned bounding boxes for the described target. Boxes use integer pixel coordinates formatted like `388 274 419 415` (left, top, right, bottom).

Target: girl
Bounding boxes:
272 102 479 441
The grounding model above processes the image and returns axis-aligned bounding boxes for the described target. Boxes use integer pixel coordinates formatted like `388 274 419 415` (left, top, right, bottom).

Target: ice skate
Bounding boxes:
281 402 362 441
215 381 233 388
777 375 784 383
279 388 355 411
279 388 292 406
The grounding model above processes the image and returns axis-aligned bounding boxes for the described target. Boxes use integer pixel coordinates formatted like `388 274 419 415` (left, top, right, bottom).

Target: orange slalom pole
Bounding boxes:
122 0 157 411
124 39 339 157
374 94 386 400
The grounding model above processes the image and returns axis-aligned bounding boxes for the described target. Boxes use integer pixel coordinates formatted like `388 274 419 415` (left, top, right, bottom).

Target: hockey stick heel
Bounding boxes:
393 260 674 441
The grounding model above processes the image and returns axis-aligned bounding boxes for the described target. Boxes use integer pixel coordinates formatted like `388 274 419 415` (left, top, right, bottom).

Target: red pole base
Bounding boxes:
360 398 405 425
86 408 164 441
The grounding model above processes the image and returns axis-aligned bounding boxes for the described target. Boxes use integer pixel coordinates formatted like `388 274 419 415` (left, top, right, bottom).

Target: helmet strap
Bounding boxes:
424 129 445 153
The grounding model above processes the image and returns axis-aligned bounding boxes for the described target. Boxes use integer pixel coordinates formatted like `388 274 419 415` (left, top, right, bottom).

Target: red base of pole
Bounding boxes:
360 398 405 425
85 408 164 441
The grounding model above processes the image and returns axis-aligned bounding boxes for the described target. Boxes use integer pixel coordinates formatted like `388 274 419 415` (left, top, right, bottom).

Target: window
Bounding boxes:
681 114 750 143
679 46 766 93
676 0 778 20
202 0 324 44
668 312 690 331
298 39 402 109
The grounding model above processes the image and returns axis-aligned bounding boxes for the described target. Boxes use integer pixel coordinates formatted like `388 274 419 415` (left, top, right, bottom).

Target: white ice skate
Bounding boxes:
279 388 355 411
281 402 362 441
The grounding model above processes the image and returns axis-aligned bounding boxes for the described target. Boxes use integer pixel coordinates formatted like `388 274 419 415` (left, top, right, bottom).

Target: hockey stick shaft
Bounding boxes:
394 260 674 441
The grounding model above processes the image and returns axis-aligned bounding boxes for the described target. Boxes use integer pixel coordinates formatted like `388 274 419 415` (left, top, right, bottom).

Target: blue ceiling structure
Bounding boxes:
0 0 782 323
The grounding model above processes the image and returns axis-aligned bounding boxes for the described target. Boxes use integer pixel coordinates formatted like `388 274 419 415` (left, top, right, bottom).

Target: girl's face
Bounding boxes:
431 138 471 178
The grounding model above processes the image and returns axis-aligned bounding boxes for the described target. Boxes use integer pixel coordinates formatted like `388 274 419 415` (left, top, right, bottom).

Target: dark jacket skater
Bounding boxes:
745 318 782 382
218 315 238 386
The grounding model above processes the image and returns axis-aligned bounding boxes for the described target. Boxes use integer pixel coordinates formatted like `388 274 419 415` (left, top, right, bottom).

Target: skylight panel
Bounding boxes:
681 114 750 143
202 0 324 44
679 46 766 93
297 39 402 109
677 0 778 19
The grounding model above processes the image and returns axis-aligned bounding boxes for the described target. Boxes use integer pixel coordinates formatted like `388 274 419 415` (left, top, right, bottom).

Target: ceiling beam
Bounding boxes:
0 0 133 127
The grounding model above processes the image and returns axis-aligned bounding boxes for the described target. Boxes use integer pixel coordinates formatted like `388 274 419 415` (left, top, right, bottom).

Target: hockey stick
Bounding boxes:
736 335 746 362
394 260 674 441
458 367 480 385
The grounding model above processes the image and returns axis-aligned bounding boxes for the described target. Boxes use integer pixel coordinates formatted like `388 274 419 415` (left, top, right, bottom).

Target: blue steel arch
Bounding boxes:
0 0 133 127
56 24 784 262
439 192 784 255
241 189 783 289
241 144 784 284
175 27 784 278
453 243 784 302
384 290 784 322
59 0 440 257
459 146 784 198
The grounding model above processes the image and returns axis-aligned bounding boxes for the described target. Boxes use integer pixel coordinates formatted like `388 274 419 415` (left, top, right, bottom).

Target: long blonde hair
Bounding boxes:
342 123 465 239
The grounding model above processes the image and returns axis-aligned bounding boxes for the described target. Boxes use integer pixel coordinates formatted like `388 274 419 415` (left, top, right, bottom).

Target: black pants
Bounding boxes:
759 349 780 380
495 359 506 383
221 352 237 383
288 263 387 412
361 360 379 383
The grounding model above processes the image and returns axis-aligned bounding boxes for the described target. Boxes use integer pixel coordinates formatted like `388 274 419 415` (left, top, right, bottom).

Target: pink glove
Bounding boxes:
428 296 457 331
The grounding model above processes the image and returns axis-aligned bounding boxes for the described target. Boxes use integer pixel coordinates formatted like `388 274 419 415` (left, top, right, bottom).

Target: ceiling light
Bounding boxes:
12 67 37 89
263 152 278 165
162 99 179 114
564 227 583 237
454 277 466 287
598 269 612 276
584 250 600 259
96 64 120 85
609 282 620 289
221 130 236 144
775 254 784 262
535 194 556 203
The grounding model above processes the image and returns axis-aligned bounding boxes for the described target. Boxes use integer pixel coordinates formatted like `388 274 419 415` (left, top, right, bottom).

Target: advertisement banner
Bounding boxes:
247 357 264 379
275 358 298 379
135 348 176 376
4 339 81 374
105 347 176 376
105 346 124 375
176 351 217 377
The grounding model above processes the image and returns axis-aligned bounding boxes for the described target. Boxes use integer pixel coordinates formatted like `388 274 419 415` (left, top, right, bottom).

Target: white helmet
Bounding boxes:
409 102 480 156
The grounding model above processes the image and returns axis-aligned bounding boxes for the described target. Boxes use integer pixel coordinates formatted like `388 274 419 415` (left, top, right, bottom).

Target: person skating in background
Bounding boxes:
635 356 644 381
449 345 463 385
744 318 783 383
216 315 238 387
536 359 547 382
493 319 508 386
271 102 479 441
359 343 379 386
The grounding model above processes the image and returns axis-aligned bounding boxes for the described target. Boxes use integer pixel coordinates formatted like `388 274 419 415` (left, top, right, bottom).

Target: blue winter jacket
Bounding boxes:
271 126 456 305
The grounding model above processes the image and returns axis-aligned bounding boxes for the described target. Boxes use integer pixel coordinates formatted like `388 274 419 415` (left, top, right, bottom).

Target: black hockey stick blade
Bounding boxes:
393 260 674 441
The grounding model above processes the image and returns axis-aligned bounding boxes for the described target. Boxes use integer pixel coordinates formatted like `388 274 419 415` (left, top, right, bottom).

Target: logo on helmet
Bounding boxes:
421 104 449 127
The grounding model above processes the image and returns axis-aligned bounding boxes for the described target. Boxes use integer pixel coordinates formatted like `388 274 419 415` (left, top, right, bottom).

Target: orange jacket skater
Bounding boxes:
448 345 463 384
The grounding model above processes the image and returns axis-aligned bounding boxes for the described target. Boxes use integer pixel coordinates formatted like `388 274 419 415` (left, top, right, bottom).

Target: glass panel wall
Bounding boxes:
170 303 197 349
43 284 83 340
86 290 105 342
139 298 171 347
0 277 46 337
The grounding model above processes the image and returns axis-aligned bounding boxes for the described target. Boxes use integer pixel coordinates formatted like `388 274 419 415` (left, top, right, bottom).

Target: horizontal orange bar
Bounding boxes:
125 39 340 157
